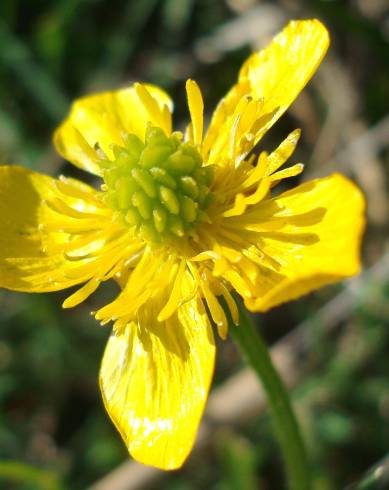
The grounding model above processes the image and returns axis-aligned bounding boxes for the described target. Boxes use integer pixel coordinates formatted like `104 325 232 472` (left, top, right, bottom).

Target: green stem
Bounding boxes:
229 304 311 490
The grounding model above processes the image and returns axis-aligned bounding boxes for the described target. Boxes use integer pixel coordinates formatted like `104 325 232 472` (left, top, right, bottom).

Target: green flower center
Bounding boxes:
101 126 214 242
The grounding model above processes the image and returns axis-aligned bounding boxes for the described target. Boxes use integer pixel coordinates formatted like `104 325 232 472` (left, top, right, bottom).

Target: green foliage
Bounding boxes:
216 430 260 490
0 460 63 490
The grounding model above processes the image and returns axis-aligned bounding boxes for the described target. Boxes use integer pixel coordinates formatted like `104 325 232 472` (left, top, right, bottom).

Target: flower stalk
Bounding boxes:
230 302 311 490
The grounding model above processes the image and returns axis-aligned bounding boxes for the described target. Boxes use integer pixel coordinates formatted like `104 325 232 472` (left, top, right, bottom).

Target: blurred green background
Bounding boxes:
0 1 388 489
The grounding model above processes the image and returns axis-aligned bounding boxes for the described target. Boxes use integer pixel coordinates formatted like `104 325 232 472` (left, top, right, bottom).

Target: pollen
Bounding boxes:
100 126 214 242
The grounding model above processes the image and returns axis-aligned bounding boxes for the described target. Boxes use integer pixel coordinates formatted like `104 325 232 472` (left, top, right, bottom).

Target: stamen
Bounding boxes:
134 84 171 135
158 260 186 321
62 277 100 308
186 79 204 145
217 282 239 326
266 128 301 174
200 270 228 339
269 163 304 182
223 178 270 217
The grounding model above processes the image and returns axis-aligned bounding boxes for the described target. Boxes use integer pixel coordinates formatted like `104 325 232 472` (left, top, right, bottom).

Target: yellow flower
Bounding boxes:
0 20 364 469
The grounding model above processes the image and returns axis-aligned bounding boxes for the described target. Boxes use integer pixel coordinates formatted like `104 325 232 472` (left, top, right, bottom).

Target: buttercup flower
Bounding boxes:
0 20 364 469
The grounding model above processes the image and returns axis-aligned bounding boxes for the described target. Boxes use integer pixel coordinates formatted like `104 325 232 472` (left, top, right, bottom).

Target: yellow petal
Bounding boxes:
54 84 173 175
203 19 329 164
99 293 215 470
0 165 109 292
243 174 365 311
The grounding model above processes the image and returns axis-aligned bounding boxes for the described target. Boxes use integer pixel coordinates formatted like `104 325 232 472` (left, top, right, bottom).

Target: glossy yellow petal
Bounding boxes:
99 293 215 470
0 165 113 292
242 174 365 311
203 19 329 164
54 84 173 175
